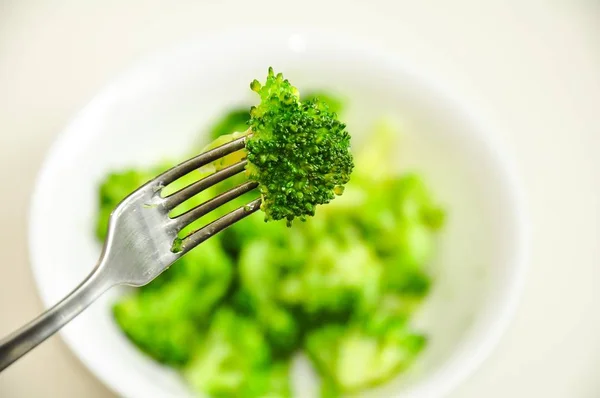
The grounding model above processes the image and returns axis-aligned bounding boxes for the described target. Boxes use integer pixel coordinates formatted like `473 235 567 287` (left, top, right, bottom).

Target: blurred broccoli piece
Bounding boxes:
208 108 250 141
234 292 300 358
278 235 381 317
246 362 291 398
319 377 341 398
392 174 446 229
219 209 293 257
185 307 291 398
305 305 426 394
378 175 444 295
236 239 301 355
113 238 233 365
318 121 444 297
113 282 202 366
352 119 397 181
246 67 354 225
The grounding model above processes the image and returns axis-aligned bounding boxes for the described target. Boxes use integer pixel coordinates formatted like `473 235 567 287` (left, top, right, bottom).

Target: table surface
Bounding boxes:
1 1 599 397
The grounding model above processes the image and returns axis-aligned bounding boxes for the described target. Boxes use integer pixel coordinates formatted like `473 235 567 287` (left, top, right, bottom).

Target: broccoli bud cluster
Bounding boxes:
246 68 354 225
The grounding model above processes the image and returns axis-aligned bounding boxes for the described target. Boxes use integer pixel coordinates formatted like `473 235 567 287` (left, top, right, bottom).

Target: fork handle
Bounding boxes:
0 268 111 371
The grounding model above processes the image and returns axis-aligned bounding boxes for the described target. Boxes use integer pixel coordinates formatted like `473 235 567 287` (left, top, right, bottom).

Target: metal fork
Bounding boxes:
0 136 260 371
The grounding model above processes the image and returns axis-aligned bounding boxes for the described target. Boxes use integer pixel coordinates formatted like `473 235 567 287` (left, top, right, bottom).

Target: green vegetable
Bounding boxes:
246 68 354 225
96 81 445 397
277 235 382 317
236 239 300 355
185 307 291 398
305 311 426 394
305 294 427 395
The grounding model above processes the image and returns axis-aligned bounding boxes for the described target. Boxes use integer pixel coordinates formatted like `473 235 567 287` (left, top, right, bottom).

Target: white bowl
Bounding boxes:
28 27 527 398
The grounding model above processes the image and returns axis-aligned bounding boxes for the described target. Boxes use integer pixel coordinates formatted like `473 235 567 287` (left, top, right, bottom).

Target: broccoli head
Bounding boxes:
113 284 201 366
246 67 354 225
277 235 381 318
185 307 291 398
305 303 426 394
235 239 301 355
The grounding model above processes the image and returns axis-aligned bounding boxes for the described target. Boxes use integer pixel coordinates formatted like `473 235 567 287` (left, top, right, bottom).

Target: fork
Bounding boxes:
0 136 260 371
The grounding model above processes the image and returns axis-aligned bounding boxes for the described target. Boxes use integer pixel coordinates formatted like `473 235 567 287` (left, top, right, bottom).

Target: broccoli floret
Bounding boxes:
374 175 444 295
246 67 354 225
305 304 426 395
278 235 381 317
185 307 291 398
235 239 301 355
316 121 444 298
322 176 438 298
113 285 201 366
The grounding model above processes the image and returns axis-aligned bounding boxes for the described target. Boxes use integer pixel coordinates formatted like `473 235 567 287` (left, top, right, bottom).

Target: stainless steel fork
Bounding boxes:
0 136 261 371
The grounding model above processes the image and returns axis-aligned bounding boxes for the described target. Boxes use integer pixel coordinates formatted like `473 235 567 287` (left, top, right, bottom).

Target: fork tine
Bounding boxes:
177 198 262 254
172 180 259 231
163 160 248 210
156 136 247 186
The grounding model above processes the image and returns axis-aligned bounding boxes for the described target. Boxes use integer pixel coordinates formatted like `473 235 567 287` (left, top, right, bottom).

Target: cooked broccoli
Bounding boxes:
235 239 300 355
277 235 381 317
246 68 354 225
112 286 199 366
185 307 291 398
319 120 445 297
305 301 426 395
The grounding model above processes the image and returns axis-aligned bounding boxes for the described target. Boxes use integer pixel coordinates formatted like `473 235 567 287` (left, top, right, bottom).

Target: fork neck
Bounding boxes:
0 262 113 371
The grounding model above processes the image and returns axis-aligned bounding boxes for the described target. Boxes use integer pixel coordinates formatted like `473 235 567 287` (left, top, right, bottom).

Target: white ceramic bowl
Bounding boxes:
28 28 527 398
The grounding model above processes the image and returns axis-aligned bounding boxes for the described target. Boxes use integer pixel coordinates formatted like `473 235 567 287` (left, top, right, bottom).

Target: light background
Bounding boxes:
0 1 598 397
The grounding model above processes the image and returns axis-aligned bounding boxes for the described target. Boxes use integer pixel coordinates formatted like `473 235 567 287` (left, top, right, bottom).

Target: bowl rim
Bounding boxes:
27 26 529 398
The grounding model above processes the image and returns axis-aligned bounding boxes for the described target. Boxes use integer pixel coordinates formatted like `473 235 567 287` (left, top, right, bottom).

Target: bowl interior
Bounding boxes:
29 29 524 398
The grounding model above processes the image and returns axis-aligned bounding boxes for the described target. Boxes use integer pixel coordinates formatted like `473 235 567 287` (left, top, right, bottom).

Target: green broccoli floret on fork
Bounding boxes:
245 67 354 225
180 67 354 226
